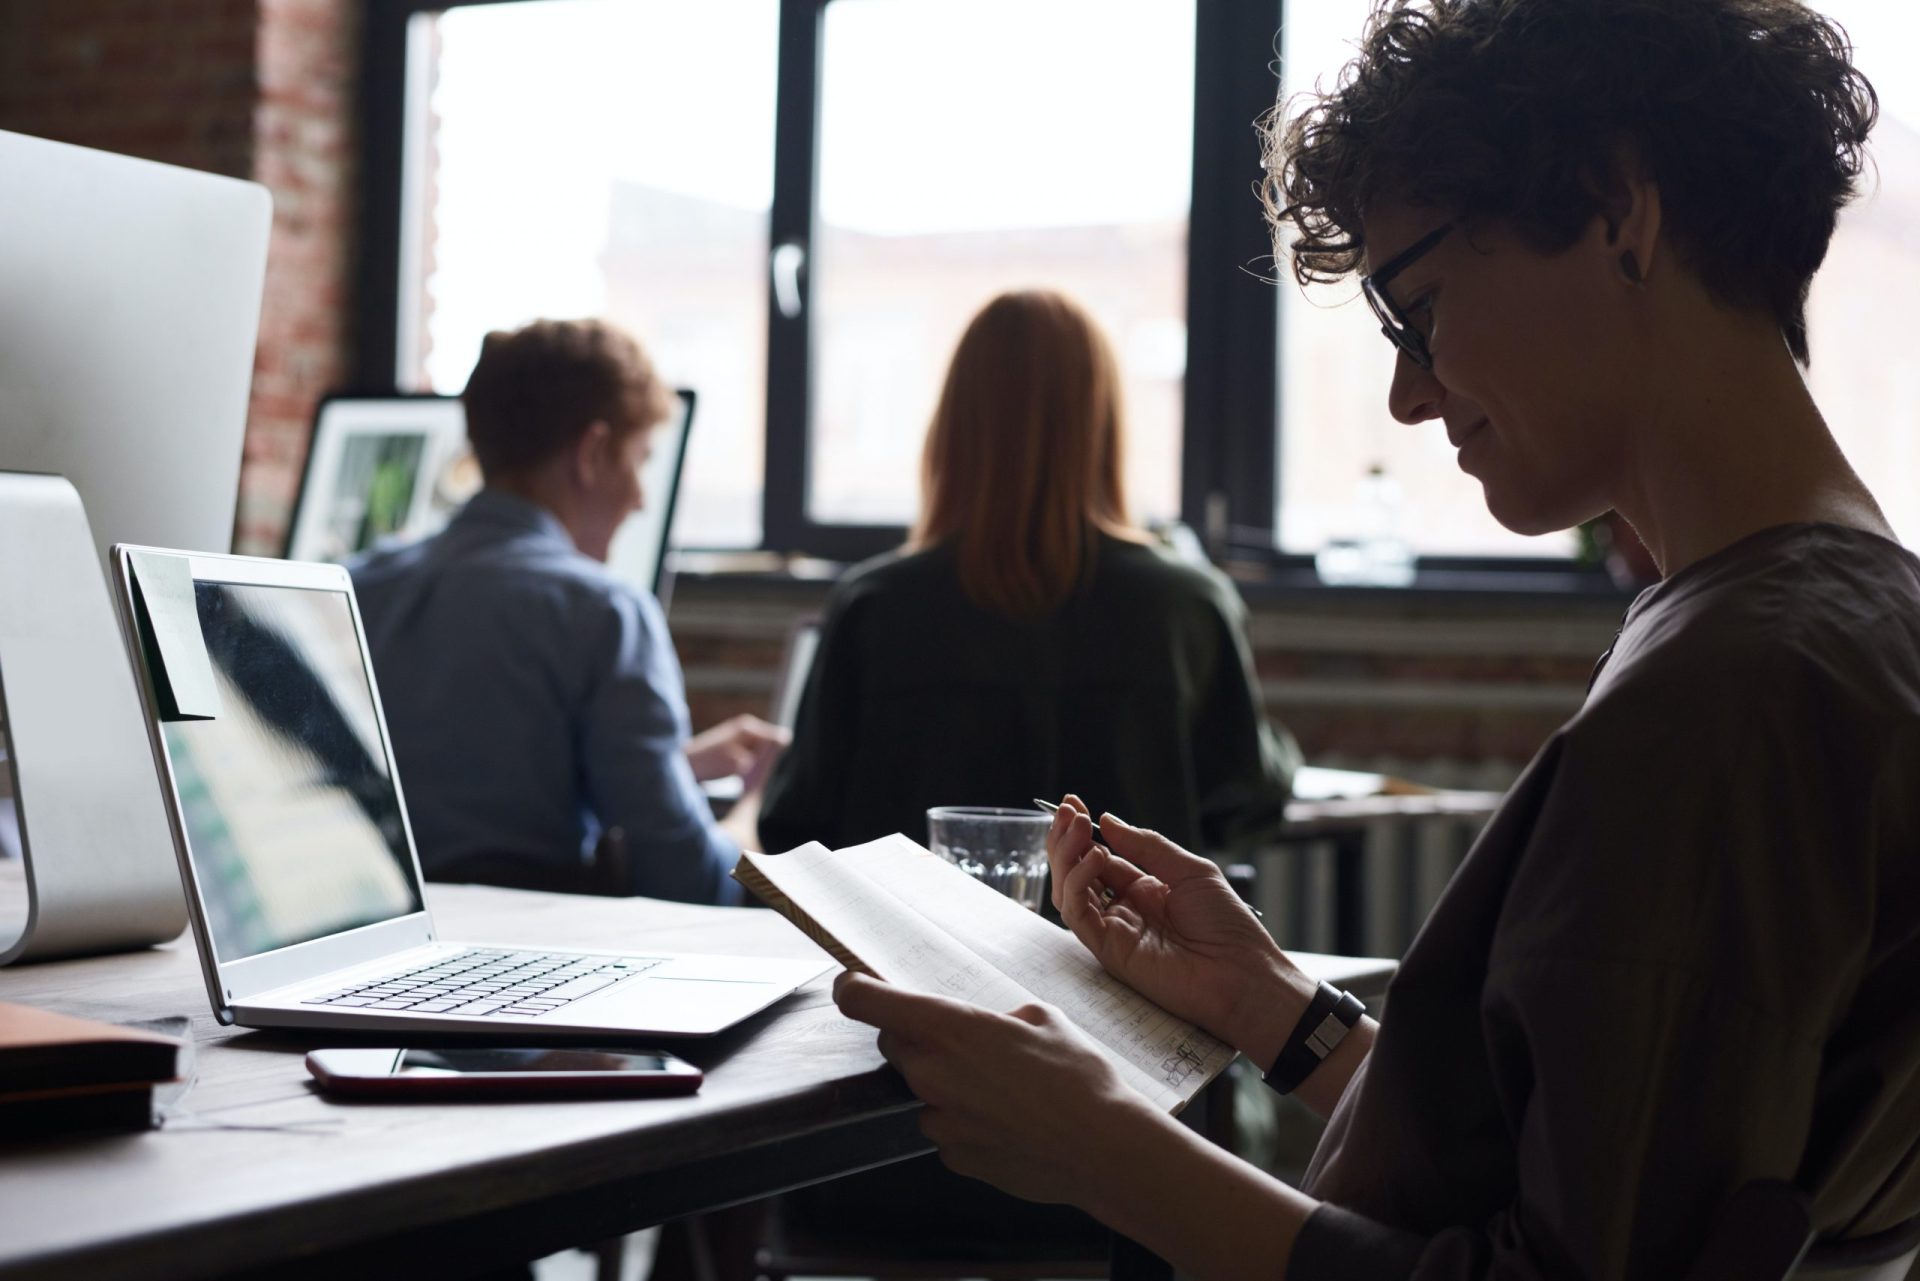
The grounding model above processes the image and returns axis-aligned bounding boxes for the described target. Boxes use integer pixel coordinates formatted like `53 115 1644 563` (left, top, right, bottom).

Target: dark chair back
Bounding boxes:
429 828 632 897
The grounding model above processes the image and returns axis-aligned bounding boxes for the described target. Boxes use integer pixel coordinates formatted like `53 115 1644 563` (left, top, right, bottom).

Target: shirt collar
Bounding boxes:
454 488 577 549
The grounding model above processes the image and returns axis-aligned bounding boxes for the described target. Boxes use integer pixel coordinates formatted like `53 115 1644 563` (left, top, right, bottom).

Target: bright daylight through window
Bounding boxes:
808 0 1194 529
407 0 1914 568
1277 1 1572 561
1802 3 1920 549
407 0 778 548
1277 0 1920 561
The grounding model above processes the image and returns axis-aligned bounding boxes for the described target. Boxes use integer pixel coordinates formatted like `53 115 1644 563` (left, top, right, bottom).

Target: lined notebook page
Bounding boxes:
739 836 1233 1112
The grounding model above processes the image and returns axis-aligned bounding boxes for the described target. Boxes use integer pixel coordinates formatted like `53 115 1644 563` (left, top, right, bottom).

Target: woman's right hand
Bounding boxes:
1045 796 1315 1067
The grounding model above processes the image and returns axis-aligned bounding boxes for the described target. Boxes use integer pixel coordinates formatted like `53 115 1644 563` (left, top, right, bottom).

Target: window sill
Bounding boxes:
668 548 1639 607
1223 561 1637 606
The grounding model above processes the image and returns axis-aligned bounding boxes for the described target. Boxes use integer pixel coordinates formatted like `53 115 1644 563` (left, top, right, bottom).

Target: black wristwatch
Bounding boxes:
1263 982 1367 1095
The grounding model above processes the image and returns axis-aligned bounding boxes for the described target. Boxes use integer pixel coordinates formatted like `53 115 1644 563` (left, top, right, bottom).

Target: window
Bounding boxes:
806 0 1195 528
372 0 1270 565
390 0 1814 582
403 0 779 547
1272 1 1920 562
373 1 1916 577
1273 0 1577 560
1804 1 1920 547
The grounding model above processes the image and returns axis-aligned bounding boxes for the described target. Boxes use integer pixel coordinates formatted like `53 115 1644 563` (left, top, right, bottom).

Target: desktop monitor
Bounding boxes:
0 131 269 962
283 390 696 602
0 129 271 563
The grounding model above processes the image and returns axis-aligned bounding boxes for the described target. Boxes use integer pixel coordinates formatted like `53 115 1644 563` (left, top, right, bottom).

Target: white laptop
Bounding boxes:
108 545 829 1037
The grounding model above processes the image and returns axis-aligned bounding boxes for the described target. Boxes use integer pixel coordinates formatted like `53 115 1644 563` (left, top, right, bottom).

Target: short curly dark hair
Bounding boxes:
1261 0 1879 365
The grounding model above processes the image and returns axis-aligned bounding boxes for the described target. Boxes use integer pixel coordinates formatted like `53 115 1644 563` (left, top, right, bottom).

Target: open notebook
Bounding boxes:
734 835 1236 1113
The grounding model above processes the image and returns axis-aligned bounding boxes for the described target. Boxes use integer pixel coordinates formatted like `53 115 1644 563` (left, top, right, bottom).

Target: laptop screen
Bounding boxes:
603 388 694 598
160 579 424 961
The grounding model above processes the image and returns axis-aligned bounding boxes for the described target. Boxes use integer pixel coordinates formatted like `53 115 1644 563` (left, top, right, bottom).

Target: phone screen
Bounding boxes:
391 1048 685 1076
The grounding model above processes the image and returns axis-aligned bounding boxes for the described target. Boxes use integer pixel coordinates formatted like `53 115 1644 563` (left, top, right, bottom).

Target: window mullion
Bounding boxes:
764 0 827 553
1183 0 1286 553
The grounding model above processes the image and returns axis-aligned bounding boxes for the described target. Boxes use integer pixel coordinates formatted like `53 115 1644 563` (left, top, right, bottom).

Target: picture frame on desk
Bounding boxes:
280 390 696 609
282 394 477 564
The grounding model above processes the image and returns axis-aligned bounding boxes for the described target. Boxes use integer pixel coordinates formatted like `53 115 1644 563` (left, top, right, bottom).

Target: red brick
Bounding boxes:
0 0 358 555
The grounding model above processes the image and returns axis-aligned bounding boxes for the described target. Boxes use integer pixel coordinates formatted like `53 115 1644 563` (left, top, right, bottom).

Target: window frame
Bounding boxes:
355 0 1603 588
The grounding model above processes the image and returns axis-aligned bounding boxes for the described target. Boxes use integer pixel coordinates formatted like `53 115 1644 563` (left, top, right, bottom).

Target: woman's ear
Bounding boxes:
1594 147 1663 286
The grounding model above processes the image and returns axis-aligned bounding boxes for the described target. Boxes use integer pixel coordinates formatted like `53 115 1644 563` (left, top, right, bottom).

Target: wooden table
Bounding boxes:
0 864 1394 1281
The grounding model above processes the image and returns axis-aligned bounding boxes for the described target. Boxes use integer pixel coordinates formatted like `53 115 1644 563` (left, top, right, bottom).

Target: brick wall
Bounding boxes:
0 1 258 178
0 0 358 554
240 0 359 553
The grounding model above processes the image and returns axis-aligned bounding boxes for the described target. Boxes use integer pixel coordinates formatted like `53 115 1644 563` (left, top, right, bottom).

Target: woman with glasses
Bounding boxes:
832 1 1920 1277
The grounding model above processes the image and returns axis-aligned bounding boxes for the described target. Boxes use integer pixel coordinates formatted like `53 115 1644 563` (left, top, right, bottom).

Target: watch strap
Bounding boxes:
1264 982 1366 1095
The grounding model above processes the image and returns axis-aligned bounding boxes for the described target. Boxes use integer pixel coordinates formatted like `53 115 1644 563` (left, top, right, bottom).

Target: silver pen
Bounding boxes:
1031 797 1106 847
1032 798 1117 905
1032 798 1264 920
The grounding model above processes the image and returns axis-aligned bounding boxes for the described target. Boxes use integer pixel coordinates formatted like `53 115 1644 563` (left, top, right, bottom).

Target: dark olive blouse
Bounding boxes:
757 535 1300 855
1292 524 1920 1279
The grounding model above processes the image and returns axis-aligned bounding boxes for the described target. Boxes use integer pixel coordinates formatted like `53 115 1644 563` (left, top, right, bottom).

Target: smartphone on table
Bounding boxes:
306 1046 703 1099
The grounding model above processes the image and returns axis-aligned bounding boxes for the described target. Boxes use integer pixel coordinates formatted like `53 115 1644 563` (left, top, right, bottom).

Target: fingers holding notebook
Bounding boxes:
833 971 1161 1208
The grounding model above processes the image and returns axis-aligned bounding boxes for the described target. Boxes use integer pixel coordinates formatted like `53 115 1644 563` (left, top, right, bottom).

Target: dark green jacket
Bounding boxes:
758 535 1299 855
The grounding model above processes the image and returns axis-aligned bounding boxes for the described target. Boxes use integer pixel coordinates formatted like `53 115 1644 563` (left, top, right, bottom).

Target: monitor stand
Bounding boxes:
0 472 187 963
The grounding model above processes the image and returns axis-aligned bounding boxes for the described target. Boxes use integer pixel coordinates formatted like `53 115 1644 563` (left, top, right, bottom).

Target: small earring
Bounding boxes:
1620 251 1643 284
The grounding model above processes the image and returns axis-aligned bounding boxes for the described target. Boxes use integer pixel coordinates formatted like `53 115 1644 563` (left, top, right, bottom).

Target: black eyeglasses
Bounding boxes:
1360 222 1453 370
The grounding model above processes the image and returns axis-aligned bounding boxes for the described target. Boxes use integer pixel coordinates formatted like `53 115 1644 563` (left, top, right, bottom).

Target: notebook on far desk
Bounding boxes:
1289 765 1438 801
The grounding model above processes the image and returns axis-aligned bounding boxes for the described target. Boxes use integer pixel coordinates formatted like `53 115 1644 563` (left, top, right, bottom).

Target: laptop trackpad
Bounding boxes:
647 956 797 984
580 973 782 1035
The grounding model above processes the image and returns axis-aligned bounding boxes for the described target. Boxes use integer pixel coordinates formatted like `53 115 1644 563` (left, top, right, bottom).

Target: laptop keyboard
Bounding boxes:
302 948 665 1018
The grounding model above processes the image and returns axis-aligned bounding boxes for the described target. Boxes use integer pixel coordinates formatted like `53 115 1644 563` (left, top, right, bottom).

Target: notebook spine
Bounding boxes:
731 860 872 977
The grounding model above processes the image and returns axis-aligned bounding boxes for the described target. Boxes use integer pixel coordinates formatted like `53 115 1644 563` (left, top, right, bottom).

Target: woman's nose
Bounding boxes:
1387 349 1445 425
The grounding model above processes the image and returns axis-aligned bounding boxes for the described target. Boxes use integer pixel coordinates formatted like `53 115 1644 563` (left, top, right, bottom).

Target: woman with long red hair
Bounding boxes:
758 288 1298 855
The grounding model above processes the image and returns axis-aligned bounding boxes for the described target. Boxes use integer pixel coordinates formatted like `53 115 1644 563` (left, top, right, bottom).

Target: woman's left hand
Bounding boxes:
833 971 1163 1209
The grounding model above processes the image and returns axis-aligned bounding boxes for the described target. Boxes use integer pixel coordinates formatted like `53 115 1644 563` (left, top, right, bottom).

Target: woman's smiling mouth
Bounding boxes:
1447 417 1489 449
1448 418 1491 467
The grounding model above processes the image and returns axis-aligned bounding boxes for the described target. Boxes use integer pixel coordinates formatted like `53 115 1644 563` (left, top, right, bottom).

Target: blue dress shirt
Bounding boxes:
349 489 740 904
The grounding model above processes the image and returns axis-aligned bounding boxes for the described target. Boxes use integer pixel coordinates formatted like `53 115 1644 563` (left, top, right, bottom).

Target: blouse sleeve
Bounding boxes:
577 585 742 905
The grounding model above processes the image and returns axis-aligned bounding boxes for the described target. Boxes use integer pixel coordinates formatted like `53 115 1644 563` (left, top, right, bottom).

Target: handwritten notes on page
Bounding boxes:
735 835 1234 1113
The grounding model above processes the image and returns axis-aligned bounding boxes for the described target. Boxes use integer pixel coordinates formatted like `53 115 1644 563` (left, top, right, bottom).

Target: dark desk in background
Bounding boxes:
1273 790 1507 957
0 863 1395 1281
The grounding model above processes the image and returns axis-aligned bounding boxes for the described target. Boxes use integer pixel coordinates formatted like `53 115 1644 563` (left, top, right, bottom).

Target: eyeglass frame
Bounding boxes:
1360 221 1454 370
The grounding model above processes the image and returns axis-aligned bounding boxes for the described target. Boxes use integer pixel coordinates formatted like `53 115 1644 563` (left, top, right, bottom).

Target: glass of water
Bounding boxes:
925 806 1052 913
